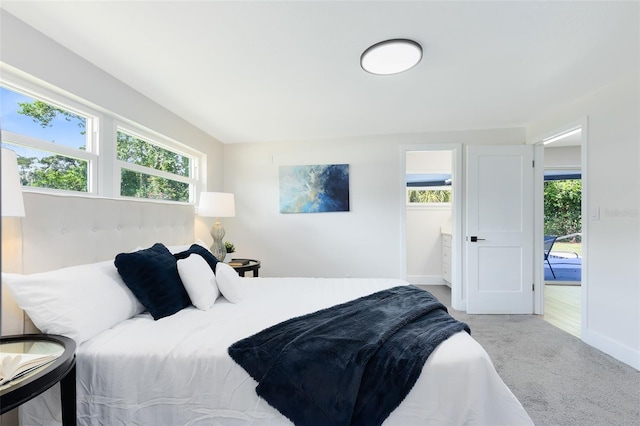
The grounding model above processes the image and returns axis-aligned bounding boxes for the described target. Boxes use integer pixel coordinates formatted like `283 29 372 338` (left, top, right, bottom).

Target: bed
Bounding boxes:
2 193 533 426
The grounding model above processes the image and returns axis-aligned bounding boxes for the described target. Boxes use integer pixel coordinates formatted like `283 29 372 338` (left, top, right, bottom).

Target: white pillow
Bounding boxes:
3 260 144 345
177 254 219 310
167 240 209 254
215 262 245 303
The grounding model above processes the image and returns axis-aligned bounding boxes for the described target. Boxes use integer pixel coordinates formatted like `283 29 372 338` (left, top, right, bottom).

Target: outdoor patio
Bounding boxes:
545 252 581 283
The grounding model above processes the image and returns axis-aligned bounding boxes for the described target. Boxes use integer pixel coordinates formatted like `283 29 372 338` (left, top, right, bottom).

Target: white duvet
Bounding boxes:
22 278 533 425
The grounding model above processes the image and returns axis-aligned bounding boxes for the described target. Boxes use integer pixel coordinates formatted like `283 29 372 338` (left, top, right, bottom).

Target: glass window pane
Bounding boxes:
1 142 88 192
117 131 190 177
0 87 87 150
408 188 452 204
120 169 189 202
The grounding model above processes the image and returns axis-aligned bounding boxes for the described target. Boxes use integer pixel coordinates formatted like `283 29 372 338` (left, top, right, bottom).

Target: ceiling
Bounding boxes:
1 1 637 144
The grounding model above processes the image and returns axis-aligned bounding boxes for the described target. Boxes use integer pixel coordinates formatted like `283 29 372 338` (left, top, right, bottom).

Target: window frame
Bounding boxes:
406 185 453 207
1 79 100 195
115 123 200 203
1 70 205 204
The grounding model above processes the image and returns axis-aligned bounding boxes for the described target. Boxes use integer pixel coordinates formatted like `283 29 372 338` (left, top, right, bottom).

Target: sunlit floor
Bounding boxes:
422 284 582 339
543 284 581 338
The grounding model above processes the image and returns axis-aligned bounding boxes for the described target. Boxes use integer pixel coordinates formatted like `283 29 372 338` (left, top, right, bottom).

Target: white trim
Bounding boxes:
0 75 99 144
1 66 206 204
1 79 101 195
583 328 640 371
116 160 194 185
406 275 449 285
2 131 97 162
399 143 464 310
115 125 199 203
399 148 408 281
528 117 587 321
1 64 103 121
533 143 545 314
451 144 463 311
406 203 452 211
115 123 202 159
580 117 589 340
542 127 581 145
20 186 91 198
544 165 581 171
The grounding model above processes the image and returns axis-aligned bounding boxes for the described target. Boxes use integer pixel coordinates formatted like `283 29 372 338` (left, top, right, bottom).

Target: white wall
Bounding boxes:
545 146 581 168
528 71 640 370
0 10 224 191
4 7 636 372
0 16 226 423
0 16 224 425
406 206 451 284
406 150 452 174
405 150 452 284
221 128 525 279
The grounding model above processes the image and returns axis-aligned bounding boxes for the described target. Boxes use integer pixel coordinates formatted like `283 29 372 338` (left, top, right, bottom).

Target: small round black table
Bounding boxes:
230 259 261 277
0 334 76 425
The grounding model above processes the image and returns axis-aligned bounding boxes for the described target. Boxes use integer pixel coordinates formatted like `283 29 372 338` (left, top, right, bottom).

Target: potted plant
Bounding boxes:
224 241 235 263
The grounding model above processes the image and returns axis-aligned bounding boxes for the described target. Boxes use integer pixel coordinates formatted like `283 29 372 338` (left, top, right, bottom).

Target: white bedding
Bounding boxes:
22 278 533 426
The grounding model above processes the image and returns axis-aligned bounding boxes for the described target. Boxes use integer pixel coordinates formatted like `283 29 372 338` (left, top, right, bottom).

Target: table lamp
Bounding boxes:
197 192 235 261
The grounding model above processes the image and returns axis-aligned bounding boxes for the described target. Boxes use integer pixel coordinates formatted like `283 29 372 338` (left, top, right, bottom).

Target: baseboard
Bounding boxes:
583 328 640 371
406 275 448 285
545 280 581 286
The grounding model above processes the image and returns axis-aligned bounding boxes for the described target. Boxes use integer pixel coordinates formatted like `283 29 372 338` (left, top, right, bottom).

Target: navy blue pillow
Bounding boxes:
174 244 220 273
115 243 191 320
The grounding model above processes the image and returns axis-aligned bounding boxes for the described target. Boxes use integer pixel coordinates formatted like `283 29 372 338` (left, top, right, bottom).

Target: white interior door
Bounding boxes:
466 145 534 314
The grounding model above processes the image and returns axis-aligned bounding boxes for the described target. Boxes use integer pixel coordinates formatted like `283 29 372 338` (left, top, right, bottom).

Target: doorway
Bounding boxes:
535 123 586 337
400 144 463 311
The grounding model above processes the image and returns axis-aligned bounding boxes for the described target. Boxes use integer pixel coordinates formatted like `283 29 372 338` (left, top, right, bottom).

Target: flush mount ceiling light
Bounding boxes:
360 39 422 75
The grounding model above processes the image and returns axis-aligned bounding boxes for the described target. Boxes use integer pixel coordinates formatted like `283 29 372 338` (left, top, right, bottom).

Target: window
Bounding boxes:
406 173 452 205
116 128 196 202
1 70 204 204
0 85 97 193
407 187 452 204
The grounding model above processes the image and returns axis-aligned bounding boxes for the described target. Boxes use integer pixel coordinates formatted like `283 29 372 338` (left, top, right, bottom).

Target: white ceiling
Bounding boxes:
1 1 637 144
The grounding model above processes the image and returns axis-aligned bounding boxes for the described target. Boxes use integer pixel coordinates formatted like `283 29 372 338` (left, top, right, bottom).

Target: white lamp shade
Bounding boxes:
198 192 235 217
2 147 26 217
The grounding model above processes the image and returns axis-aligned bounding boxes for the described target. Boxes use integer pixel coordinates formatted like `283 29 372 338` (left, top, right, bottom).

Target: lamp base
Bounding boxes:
210 219 226 262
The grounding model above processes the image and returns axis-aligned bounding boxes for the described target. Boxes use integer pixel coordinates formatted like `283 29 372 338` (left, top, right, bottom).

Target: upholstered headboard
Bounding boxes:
1 192 195 335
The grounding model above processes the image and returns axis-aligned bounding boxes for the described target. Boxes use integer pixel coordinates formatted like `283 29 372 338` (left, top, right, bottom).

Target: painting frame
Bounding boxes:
279 164 350 213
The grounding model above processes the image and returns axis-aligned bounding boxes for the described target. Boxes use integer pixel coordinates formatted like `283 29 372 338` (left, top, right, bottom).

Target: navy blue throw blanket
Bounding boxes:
228 285 470 426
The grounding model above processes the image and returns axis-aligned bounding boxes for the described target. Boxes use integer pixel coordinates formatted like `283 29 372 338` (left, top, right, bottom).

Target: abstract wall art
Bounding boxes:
279 164 350 213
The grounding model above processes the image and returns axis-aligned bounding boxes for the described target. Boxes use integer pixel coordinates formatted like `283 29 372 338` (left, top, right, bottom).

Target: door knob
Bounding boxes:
470 236 486 242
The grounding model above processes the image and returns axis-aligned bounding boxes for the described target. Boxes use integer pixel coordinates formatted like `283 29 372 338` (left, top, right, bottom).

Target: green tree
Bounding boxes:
544 180 582 239
18 100 86 134
16 156 37 186
409 189 452 203
14 100 88 191
29 155 88 192
117 132 189 202
13 100 189 201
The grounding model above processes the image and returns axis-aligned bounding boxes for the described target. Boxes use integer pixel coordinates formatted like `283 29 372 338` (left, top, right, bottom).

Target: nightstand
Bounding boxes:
229 259 261 277
0 334 76 425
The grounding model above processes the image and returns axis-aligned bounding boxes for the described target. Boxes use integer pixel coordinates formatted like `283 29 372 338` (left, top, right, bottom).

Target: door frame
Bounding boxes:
399 143 465 311
529 117 588 318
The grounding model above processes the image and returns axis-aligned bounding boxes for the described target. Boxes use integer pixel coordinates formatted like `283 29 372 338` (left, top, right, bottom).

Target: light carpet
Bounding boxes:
423 285 640 426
